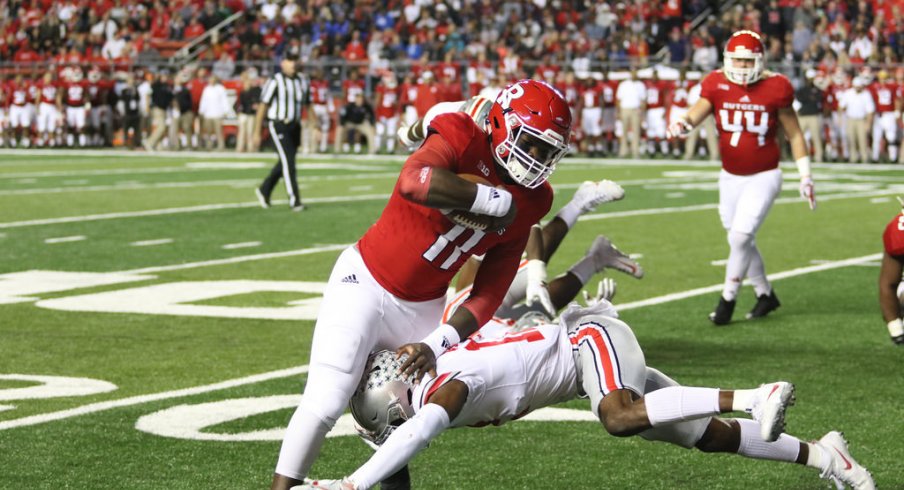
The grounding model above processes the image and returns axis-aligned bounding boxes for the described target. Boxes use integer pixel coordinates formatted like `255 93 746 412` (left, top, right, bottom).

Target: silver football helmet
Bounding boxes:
349 350 417 445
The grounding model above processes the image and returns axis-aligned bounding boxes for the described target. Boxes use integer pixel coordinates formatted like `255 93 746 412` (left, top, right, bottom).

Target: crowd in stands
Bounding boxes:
1 0 904 163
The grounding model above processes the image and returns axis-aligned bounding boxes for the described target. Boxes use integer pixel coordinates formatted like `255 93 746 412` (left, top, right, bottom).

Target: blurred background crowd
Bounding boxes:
1 0 904 162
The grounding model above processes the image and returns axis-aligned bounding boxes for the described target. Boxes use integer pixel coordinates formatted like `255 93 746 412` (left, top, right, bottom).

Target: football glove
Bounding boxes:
525 259 555 316
583 277 617 306
799 176 816 210
666 119 693 139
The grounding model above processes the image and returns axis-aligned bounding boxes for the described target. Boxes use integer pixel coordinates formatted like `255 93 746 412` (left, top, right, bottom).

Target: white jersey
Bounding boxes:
412 321 578 428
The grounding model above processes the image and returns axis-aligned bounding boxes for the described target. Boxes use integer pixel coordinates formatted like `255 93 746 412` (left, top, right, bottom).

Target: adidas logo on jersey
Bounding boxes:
740 95 751 102
341 274 358 284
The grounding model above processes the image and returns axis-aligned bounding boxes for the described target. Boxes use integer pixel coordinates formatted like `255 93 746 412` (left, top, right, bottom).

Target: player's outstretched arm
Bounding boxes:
778 106 816 210
667 97 713 139
345 381 468 490
879 251 904 343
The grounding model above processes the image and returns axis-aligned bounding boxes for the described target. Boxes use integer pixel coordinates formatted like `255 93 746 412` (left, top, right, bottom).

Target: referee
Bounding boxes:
254 58 309 211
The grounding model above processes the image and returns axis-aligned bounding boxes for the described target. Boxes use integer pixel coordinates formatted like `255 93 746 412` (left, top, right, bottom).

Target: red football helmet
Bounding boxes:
487 79 572 189
723 30 765 85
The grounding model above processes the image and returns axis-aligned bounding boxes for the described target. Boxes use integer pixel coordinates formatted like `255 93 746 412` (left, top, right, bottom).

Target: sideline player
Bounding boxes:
667 30 816 325
880 199 904 345
300 301 875 490
269 80 573 490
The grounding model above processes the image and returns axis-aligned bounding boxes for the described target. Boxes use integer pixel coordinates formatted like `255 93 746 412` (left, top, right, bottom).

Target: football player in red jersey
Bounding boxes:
270 80 573 490
880 199 904 345
667 30 816 326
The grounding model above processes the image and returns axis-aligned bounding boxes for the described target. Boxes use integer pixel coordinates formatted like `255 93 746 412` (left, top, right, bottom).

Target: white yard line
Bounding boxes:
0 193 391 229
0 365 309 431
0 252 880 431
616 253 882 311
124 243 351 274
221 241 262 250
130 239 174 247
44 235 86 244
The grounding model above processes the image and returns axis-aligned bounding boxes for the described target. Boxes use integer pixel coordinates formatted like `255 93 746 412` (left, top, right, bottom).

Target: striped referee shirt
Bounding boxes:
261 72 309 123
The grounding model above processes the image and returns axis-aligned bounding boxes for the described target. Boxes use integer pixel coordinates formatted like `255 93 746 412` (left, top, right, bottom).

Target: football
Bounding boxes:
442 174 508 232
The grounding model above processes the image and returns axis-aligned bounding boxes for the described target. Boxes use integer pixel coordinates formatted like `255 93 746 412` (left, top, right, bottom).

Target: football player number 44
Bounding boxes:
719 109 769 147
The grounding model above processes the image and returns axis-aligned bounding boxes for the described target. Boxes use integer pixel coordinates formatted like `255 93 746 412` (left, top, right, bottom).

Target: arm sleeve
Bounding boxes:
397 133 458 203
461 233 529 326
349 403 451 490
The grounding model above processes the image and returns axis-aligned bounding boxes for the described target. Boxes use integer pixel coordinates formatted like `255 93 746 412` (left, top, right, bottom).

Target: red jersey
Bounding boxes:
645 80 667 109
670 81 691 108
824 85 843 111
375 84 400 118
601 80 618 108
357 113 553 325
400 81 418 108
414 82 441 117
64 80 89 107
309 79 330 105
343 79 365 103
884 212 904 256
561 81 581 107
535 64 560 83
870 82 897 113
87 80 112 106
37 80 60 105
9 80 31 106
700 70 794 175
580 83 602 109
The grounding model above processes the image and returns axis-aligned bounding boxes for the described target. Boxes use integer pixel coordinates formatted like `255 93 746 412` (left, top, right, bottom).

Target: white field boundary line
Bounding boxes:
0 193 392 229
617 253 882 311
0 365 309 431
0 252 879 431
578 189 901 222
124 243 351 274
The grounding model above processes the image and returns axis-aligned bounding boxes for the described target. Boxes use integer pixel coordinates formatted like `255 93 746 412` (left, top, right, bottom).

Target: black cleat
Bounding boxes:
746 290 781 320
709 297 736 325
891 334 904 345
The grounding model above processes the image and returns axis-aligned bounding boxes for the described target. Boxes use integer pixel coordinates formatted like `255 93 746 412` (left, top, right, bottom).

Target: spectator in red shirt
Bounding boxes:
183 14 205 40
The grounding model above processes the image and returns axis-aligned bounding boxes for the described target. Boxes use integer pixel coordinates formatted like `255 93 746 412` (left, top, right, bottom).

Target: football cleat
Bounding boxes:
255 188 270 209
291 203 306 212
586 235 644 279
815 431 876 490
290 478 355 490
571 179 625 214
892 333 904 345
747 381 795 442
709 296 736 325
746 290 781 320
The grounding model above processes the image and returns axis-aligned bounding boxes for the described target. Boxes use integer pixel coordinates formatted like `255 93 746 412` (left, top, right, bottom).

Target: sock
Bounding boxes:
274 405 332 480
736 418 801 462
567 254 597 285
731 388 756 412
805 441 830 472
747 247 771 297
723 230 755 301
644 386 720 426
555 201 583 229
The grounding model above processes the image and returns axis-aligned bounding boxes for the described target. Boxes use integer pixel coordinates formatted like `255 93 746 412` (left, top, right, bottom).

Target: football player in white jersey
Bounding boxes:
300 300 875 490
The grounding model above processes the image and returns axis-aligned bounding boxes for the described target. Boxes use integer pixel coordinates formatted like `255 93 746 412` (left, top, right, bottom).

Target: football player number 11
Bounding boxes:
422 224 487 270
719 109 769 147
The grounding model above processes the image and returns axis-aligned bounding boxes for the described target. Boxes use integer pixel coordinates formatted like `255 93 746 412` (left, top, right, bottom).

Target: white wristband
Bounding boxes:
888 318 904 338
421 323 461 357
469 183 512 217
795 156 812 178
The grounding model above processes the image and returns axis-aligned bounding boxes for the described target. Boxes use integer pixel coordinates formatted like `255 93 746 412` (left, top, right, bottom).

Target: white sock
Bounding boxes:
731 388 756 412
567 254 597 285
805 441 830 472
736 418 801 462
644 386 721 426
723 230 755 301
555 201 583 229
746 247 771 296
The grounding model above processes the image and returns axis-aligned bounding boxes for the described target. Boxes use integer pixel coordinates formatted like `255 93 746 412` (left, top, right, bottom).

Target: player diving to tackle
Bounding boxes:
300 300 876 490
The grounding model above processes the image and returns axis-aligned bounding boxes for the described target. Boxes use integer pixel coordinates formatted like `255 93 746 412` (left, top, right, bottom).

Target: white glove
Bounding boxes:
525 259 555 316
583 277 617 306
799 176 816 210
666 118 693 139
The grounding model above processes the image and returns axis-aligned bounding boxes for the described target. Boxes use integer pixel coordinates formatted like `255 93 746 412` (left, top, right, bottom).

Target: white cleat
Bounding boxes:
572 179 625 214
291 477 355 490
586 235 644 279
816 431 876 490
748 381 795 442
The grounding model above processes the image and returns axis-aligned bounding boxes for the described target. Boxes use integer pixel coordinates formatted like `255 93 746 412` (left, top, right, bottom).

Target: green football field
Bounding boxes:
0 150 902 489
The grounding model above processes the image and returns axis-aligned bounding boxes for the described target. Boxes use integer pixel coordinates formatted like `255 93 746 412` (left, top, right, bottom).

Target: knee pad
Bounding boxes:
727 230 754 251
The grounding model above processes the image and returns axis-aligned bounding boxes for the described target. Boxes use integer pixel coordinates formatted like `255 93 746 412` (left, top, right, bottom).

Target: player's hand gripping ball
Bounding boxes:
442 174 516 232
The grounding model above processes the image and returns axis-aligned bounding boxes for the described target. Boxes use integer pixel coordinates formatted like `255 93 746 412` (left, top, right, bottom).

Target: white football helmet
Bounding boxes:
349 350 417 445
